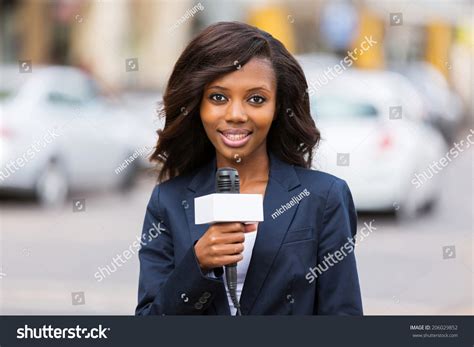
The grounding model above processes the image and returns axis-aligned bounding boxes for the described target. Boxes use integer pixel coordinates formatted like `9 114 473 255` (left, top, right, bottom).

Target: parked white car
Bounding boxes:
306 69 447 217
393 61 464 143
0 66 152 206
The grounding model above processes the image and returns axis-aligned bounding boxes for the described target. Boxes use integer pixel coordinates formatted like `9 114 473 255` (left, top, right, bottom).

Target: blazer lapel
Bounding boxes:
239 152 301 314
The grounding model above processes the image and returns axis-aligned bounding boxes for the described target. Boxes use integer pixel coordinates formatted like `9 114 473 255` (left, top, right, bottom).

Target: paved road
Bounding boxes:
0 138 472 315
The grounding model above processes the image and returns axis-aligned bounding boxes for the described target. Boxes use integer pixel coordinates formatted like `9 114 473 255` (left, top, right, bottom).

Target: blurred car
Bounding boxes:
120 90 163 168
296 53 341 72
392 61 464 143
0 65 30 103
0 65 152 206
306 68 447 217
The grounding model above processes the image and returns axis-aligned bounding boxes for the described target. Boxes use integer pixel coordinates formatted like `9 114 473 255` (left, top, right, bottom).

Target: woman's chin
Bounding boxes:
214 147 248 165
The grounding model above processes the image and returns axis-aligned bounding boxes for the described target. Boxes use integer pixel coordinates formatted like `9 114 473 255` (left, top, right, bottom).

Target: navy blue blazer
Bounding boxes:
135 151 363 315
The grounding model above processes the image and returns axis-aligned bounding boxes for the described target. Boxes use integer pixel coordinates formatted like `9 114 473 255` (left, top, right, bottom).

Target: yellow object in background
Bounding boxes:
350 9 384 69
425 21 452 80
247 6 295 53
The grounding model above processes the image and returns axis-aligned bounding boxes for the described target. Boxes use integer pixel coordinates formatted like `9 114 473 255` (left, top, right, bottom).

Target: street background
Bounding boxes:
0 0 472 315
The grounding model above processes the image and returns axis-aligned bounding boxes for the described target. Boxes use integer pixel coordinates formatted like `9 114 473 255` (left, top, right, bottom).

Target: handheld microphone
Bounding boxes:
215 167 242 316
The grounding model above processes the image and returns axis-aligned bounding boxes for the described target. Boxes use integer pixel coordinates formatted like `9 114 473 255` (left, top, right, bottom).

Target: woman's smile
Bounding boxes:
218 129 253 148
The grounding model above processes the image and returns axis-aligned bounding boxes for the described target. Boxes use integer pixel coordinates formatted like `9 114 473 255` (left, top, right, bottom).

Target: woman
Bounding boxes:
136 21 363 315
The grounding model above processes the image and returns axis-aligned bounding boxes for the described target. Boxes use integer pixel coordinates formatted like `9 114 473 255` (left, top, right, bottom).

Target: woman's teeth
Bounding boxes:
219 131 252 148
223 133 248 140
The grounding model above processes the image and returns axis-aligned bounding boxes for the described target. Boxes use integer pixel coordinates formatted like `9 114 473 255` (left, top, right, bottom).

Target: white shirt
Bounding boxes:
223 223 258 315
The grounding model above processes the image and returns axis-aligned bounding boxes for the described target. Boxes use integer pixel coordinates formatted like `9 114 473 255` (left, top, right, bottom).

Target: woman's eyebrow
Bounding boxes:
207 85 229 91
207 85 272 93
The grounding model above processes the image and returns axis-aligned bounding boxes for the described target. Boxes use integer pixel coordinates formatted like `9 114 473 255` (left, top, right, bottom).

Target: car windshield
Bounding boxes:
311 95 378 120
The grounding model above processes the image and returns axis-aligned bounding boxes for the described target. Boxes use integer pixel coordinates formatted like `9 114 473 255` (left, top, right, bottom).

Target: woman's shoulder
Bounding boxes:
293 165 350 195
291 166 355 211
148 172 194 202
293 166 356 224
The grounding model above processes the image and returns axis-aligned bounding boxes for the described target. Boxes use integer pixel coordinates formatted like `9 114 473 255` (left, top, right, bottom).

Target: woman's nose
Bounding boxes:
225 101 248 123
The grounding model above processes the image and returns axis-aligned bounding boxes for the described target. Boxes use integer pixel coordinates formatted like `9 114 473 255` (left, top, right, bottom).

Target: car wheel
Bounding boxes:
35 161 69 207
420 194 439 215
395 188 419 221
395 202 418 221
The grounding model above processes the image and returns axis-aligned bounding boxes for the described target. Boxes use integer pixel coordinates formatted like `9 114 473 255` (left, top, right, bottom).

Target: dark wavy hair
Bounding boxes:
151 21 320 182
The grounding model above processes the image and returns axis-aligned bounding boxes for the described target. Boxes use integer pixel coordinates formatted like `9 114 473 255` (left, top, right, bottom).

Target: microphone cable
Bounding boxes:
225 263 242 316
216 167 242 316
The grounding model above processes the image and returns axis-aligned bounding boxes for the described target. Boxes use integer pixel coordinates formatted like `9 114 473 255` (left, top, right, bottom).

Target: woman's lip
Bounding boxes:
218 131 252 148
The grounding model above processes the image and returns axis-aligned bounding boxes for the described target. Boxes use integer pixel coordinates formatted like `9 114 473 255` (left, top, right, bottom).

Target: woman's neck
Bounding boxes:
215 147 270 191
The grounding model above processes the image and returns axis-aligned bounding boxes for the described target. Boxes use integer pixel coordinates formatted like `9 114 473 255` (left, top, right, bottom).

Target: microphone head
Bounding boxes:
216 167 240 193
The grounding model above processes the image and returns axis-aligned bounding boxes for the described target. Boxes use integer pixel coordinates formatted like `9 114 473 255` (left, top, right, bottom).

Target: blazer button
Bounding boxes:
199 297 207 304
194 302 203 310
202 292 211 299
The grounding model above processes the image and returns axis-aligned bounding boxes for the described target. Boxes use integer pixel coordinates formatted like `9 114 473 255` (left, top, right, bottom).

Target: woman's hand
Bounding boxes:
194 222 257 271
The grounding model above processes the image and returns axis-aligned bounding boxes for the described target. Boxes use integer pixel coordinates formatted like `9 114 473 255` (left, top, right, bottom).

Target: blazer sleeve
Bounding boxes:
135 185 225 315
314 179 363 315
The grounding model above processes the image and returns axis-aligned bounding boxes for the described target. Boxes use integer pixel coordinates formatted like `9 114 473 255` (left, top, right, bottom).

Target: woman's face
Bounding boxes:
200 57 277 163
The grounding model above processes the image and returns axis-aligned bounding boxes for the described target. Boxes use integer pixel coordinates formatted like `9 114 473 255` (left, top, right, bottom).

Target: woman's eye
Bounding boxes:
209 93 227 102
248 95 266 104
